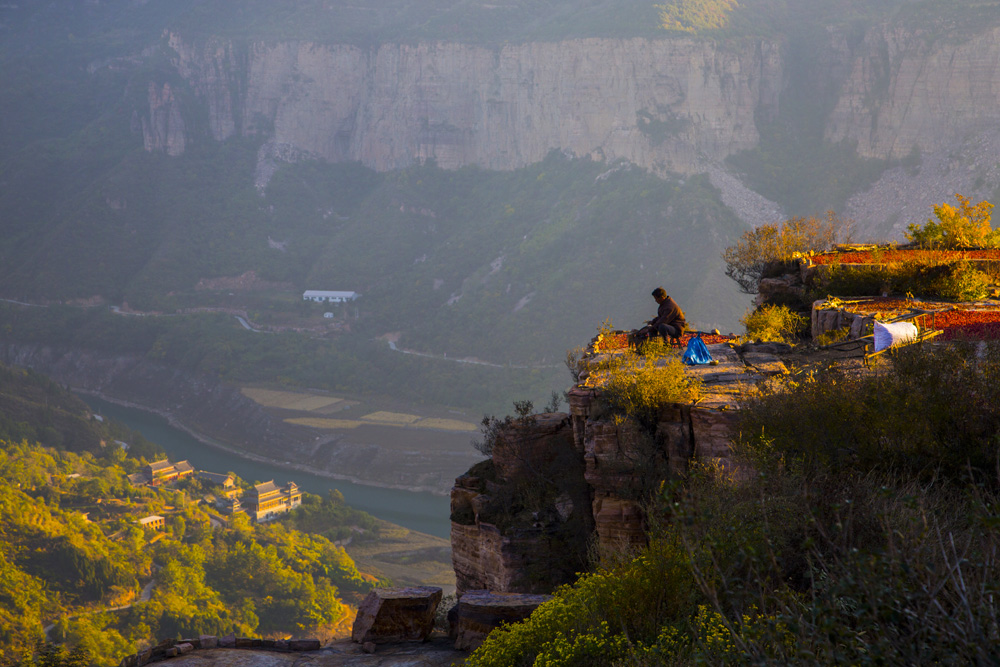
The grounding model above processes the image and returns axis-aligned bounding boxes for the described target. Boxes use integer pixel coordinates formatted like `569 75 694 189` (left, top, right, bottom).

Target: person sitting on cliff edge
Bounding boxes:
633 287 687 344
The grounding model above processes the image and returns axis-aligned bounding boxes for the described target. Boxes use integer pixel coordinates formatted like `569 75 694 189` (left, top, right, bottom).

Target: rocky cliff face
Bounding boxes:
142 82 187 156
450 342 789 596
826 25 1000 161
162 34 782 177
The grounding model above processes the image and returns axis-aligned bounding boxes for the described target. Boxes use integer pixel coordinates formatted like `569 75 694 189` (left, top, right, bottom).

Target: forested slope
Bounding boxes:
0 363 381 666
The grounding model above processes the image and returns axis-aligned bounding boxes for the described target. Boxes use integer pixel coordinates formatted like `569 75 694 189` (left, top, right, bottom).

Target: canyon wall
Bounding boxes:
152 26 1000 176
161 34 782 176
826 25 1000 160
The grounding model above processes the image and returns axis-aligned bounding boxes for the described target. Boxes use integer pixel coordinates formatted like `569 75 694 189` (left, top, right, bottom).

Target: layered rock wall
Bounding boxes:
162 35 782 175
154 25 1000 183
826 25 1000 160
451 343 786 595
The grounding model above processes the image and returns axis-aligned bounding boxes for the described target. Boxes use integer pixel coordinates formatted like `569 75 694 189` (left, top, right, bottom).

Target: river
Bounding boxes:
82 396 452 539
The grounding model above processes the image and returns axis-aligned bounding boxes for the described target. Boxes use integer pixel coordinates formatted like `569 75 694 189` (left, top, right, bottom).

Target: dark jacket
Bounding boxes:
651 296 686 331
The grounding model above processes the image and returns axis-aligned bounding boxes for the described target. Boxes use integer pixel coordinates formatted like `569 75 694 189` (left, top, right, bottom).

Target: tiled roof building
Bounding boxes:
246 480 302 522
145 459 194 485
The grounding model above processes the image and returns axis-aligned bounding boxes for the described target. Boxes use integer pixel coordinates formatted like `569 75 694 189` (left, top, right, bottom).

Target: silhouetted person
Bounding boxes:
646 286 687 341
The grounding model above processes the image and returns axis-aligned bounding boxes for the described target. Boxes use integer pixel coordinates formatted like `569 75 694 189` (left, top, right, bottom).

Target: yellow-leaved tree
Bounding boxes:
905 194 999 249
657 0 739 33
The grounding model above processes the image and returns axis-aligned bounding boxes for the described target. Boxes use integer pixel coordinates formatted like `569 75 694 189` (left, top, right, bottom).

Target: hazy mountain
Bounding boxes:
4 0 1000 402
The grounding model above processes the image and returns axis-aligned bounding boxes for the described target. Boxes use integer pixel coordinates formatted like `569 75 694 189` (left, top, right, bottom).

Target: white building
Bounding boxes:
303 290 359 303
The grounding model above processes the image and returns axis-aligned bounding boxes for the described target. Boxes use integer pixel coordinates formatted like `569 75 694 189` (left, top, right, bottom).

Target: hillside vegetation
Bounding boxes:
0 363 381 667
467 341 1000 665
0 148 747 414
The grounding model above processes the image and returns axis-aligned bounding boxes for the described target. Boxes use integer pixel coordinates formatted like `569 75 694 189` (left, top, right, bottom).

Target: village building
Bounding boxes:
302 290 359 303
246 480 302 522
145 459 195 485
138 515 165 531
222 496 244 515
197 471 241 498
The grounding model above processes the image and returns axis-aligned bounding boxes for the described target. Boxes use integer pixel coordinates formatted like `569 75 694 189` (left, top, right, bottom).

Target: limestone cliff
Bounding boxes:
450 342 788 596
142 82 186 156
163 34 782 177
826 25 1000 161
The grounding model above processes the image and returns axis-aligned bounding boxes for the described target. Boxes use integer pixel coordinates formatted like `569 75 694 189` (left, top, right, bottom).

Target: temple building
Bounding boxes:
246 480 302 522
143 459 195 485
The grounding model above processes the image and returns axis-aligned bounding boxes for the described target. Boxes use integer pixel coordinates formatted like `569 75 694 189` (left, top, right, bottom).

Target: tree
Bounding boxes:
722 211 852 294
905 193 998 249
657 0 739 33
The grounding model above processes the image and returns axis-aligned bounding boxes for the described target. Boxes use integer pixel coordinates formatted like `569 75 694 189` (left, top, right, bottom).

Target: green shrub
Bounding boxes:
723 212 852 294
465 532 700 667
657 0 738 33
816 259 991 301
598 350 701 428
905 193 999 249
929 260 991 301
816 263 888 297
740 304 808 343
737 341 1000 483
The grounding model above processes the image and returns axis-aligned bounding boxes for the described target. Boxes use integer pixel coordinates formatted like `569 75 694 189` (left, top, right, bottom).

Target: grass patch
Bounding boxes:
284 418 363 429
359 411 421 425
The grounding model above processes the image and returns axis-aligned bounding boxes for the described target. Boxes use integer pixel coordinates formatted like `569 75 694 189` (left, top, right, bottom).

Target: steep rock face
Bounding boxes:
827 25 1000 160
142 82 186 156
451 344 780 594
165 35 782 175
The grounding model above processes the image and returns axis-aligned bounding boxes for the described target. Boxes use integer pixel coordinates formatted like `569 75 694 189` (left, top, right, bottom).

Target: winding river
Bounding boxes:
82 396 452 539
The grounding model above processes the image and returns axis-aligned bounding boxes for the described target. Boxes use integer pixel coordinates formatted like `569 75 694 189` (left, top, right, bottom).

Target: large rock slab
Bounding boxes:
492 412 575 482
352 587 443 644
453 591 552 651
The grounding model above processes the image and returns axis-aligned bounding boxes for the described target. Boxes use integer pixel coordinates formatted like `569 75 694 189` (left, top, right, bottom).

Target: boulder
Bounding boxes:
453 591 552 651
352 586 443 644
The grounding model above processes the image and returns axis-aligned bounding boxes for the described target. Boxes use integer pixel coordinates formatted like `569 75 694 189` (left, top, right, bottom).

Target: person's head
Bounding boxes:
651 287 667 303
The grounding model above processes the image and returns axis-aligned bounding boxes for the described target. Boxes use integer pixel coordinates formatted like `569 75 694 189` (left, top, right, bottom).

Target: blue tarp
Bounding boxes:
682 334 713 365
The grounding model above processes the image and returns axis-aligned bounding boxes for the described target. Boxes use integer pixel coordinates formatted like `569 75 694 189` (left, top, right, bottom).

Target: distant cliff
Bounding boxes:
147 26 1000 168
827 24 1000 160
153 35 782 178
135 24 1000 235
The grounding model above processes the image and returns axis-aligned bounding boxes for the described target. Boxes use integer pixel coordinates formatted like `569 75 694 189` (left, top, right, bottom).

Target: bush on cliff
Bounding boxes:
722 212 852 294
816 258 991 302
739 340 1000 483
591 346 701 429
905 193 999 249
740 304 808 343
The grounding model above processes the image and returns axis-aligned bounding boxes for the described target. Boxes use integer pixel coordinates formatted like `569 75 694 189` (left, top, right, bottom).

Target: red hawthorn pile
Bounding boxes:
810 249 1000 265
592 331 737 353
592 333 630 352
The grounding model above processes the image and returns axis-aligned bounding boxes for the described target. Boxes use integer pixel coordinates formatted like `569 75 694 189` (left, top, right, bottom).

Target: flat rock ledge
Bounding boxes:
121 639 464 667
452 591 552 651
352 586 443 644
117 635 322 667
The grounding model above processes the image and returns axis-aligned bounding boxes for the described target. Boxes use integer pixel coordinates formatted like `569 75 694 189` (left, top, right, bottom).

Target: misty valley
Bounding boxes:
6 0 1000 664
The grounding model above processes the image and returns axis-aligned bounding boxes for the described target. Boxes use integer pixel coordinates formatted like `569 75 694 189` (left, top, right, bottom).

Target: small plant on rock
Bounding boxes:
741 304 808 343
599 350 700 429
472 399 535 457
